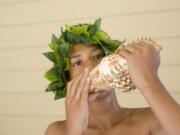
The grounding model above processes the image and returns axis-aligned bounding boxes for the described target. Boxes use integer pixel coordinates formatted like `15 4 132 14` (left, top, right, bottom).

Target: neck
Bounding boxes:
88 91 123 129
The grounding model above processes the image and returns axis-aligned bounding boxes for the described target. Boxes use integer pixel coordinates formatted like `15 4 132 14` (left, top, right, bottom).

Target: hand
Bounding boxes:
118 40 161 90
65 68 100 135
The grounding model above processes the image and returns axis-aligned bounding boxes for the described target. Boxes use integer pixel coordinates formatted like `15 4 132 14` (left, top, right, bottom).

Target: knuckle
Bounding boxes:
81 96 87 101
74 97 80 102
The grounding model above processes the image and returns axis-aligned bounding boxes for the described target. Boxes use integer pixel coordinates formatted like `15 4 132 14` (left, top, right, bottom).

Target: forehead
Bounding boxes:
69 43 102 57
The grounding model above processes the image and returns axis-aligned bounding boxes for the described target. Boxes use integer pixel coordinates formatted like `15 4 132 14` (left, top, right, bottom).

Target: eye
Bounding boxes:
72 61 82 67
94 55 104 61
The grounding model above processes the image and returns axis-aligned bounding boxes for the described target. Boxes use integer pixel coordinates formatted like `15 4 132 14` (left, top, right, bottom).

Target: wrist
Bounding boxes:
138 73 161 92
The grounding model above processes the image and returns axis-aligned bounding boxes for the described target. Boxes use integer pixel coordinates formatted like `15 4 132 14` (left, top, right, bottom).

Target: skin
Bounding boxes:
45 42 180 135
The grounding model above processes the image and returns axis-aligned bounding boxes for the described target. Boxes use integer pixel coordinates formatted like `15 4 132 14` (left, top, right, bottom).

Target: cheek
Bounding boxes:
69 67 84 80
69 59 100 80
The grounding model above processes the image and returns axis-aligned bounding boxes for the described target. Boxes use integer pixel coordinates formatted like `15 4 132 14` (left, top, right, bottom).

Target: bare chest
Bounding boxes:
83 125 151 135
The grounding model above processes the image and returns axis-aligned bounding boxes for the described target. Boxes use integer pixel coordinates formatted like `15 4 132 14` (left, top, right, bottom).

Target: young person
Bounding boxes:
44 19 180 135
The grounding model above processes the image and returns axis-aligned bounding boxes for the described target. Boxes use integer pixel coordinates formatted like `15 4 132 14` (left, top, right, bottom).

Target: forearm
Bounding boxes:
139 75 180 135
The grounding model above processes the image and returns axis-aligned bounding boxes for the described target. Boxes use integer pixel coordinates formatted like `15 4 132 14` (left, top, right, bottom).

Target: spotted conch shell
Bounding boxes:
89 37 162 93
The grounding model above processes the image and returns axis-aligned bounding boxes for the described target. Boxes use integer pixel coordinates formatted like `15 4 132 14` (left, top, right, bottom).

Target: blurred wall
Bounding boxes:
0 0 180 135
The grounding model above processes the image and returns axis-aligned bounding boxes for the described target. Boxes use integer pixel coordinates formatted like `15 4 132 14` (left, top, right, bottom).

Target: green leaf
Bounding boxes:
91 31 110 43
96 31 110 40
64 31 95 45
66 23 90 37
49 42 62 65
54 86 67 100
44 67 59 81
42 52 56 64
99 43 111 55
64 31 78 43
59 36 65 43
49 42 57 51
91 35 100 42
64 58 70 71
58 43 72 58
100 39 126 54
51 33 60 44
46 81 62 92
89 18 101 35
77 36 95 45
73 25 89 36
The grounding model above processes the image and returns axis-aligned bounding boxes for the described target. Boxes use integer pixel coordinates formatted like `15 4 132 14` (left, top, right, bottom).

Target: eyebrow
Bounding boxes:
70 47 101 59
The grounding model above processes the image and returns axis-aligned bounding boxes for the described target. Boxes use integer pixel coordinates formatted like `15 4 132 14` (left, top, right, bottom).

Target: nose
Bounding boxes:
85 60 98 72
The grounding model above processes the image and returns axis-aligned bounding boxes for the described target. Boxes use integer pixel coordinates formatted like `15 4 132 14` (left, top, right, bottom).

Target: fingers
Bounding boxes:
81 76 91 100
124 43 141 53
67 81 72 97
118 41 142 58
129 40 146 50
118 47 131 58
137 40 159 53
69 73 83 98
118 39 152 59
75 68 89 100
66 67 91 102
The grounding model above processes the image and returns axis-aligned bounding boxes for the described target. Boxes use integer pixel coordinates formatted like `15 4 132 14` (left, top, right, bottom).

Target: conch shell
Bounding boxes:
89 37 162 93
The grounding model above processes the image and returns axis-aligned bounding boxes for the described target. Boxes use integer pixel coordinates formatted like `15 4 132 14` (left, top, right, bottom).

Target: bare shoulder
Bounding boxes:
129 107 159 125
123 107 157 119
133 107 157 120
44 120 66 135
132 107 165 134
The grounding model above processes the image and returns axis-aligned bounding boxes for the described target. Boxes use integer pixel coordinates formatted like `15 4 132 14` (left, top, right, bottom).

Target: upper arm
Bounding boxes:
150 121 166 135
44 121 65 135
145 109 166 135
